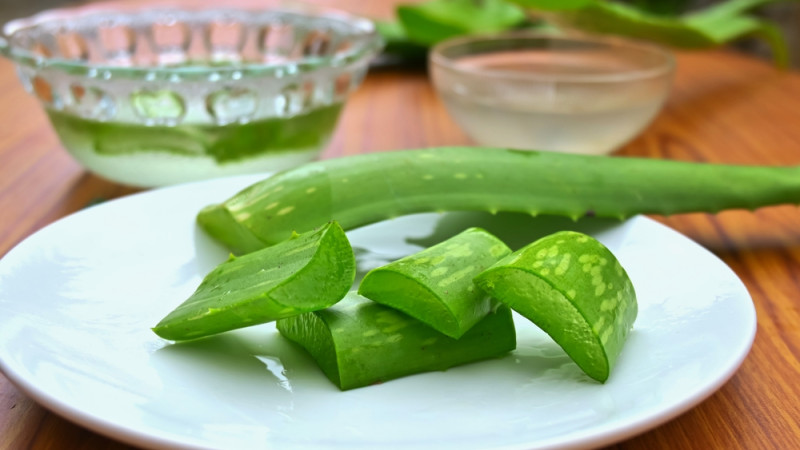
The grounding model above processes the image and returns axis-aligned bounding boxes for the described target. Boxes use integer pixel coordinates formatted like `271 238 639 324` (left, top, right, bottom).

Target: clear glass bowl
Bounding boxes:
429 32 675 156
0 3 382 187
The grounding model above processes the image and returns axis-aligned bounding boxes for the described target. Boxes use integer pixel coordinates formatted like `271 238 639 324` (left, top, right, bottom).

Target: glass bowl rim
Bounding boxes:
0 2 383 80
429 31 676 84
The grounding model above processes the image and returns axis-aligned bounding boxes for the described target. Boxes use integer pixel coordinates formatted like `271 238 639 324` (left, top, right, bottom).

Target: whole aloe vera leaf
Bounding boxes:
152 221 354 341
474 230 637 382
276 292 516 390
396 0 527 46
197 147 800 254
358 227 511 338
510 0 790 66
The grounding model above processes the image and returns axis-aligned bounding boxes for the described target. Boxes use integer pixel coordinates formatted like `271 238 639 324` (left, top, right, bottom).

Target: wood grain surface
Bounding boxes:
2 1 800 449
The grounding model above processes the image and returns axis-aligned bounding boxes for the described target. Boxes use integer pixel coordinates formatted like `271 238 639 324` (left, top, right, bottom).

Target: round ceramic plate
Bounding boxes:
0 174 756 449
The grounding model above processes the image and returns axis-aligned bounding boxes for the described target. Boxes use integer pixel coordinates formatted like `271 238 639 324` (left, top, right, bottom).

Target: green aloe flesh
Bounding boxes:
358 227 511 338
276 292 517 390
47 104 342 163
152 221 355 341
198 147 800 254
474 231 637 382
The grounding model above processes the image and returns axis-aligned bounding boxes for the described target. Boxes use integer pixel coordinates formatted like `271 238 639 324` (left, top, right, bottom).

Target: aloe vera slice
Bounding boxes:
152 221 355 341
277 292 517 390
474 231 637 382
358 227 511 338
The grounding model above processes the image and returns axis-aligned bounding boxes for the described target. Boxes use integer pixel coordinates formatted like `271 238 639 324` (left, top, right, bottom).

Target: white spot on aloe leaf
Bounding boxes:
431 267 449 277
438 265 475 287
555 254 572 276
600 326 613 344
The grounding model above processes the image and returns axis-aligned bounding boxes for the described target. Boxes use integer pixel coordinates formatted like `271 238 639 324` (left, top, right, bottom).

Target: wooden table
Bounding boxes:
2 2 800 449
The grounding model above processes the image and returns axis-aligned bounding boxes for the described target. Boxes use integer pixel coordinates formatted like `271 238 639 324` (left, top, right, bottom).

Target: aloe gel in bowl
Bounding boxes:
430 33 674 155
1 5 382 187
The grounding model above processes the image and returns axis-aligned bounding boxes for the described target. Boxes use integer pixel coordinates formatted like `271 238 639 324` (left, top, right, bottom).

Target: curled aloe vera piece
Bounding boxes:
152 221 354 341
198 147 800 254
277 292 516 390
474 231 637 382
358 227 511 338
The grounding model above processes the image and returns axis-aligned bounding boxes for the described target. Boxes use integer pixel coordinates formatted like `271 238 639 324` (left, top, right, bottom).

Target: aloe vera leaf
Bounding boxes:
506 0 593 10
276 292 516 390
682 14 789 68
474 230 637 382
375 20 428 62
510 0 790 65
152 221 355 341
197 147 800 254
358 227 511 338
396 0 527 46
684 0 782 21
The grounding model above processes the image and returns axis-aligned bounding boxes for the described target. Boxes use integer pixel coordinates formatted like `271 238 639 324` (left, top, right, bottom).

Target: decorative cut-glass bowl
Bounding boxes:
0 4 382 187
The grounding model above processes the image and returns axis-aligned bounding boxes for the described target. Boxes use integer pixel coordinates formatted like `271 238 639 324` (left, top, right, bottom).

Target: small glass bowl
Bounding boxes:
0 3 382 187
429 32 674 155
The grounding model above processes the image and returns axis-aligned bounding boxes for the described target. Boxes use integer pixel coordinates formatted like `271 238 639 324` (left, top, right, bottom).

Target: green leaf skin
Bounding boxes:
396 0 527 46
152 221 355 341
358 227 511 338
474 231 637 382
510 0 790 66
276 292 517 390
197 147 800 254
374 20 429 62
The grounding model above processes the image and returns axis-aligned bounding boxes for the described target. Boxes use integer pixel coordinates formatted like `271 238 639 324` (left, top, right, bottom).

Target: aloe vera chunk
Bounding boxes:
277 292 517 390
474 231 637 382
152 221 354 341
358 227 511 338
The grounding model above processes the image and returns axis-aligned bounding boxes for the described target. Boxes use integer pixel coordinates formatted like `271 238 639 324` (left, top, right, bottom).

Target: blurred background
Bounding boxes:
2 0 798 67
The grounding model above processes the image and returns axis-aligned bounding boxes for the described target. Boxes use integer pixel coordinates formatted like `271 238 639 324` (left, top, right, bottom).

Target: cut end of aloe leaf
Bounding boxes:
474 231 637 382
277 292 517 391
358 227 511 338
152 221 355 341
196 202 267 255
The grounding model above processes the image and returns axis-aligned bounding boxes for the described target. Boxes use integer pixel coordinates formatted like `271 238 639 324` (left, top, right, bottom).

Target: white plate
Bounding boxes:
0 174 756 450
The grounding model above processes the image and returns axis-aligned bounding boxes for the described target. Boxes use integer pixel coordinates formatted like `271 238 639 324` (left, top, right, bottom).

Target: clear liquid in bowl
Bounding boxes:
435 48 671 155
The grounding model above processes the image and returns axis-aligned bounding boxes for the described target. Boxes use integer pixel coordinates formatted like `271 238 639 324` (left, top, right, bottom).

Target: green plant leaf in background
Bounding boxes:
375 20 429 62
509 0 792 67
508 0 594 10
396 0 528 46
377 0 794 68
